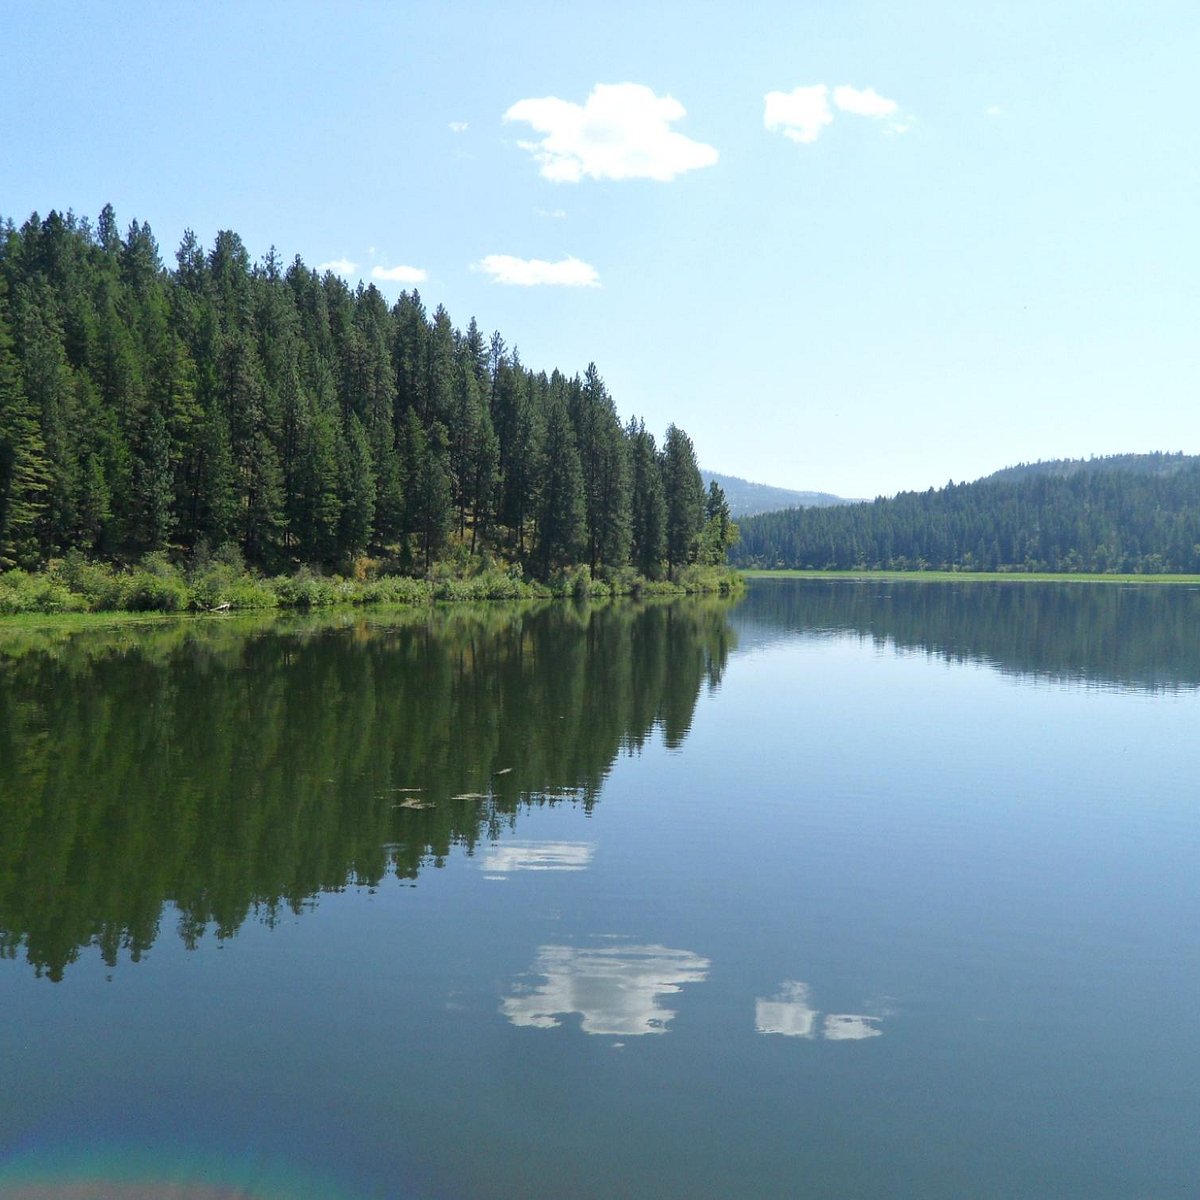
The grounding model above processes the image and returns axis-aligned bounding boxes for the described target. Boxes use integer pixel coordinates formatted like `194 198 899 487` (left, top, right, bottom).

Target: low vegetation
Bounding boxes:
0 546 742 616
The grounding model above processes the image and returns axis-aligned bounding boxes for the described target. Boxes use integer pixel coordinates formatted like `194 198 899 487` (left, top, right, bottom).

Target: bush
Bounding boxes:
355 576 433 605
123 569 190 612
0 570 87 614
272 568 352 608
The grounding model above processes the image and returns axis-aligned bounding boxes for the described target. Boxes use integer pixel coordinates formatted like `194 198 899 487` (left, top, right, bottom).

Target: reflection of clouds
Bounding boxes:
755 981 818 1038
822 1013 882 1040
756 980 885 1041
482 840 594 873
502 944 710 1035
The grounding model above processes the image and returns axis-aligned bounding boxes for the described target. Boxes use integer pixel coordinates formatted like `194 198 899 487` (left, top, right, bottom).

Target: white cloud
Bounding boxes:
318 258 358 276
477 254 599 288
766 83 909 143
764 85 833 144
504 82 718 182
833 85 899 118
985 105 1002 117
371 264 427 284
449 121 469 133
535 207 568 220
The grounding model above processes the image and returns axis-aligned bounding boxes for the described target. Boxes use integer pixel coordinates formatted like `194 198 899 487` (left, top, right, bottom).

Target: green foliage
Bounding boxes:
271 567 355 608
734 461 1200 574
0 206 733 584
0 569 86 614
662 424 705 570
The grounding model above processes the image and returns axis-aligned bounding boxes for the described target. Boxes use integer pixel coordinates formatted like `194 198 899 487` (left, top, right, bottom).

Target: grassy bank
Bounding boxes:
0 555 742 618
740 568 1200 584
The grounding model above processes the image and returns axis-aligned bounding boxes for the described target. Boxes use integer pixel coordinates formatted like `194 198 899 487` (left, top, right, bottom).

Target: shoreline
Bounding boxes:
740 568 1200 585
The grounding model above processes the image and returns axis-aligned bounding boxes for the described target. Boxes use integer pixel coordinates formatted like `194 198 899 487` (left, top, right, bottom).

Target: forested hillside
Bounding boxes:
0 208 735 579
701 471 852 518
732 457 1200 573
984 452 1200 484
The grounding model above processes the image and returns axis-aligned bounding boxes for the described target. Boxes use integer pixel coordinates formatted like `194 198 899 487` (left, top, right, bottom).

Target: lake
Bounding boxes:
2 578 1198 1199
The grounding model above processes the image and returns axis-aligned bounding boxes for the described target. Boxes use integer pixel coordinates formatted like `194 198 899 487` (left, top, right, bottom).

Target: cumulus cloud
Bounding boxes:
763 85 833 144
371 264 427 284
833 85 899 118
504 82 718 182
477 254 599 287
985 105 1002 117
449 121 468 133
535 207 568 219
766 83 908 143
318 258 358 276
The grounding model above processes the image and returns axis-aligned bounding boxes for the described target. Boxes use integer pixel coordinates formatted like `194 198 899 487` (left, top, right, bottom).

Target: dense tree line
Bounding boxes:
0 208 735 578
733 459 1200 573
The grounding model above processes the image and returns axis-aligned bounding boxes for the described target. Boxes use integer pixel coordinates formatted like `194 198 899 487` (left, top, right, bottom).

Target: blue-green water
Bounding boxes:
2 581 1198 1198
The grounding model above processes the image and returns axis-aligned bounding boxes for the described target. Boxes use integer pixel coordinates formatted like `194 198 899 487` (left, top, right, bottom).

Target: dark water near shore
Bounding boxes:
2 580 1198 1198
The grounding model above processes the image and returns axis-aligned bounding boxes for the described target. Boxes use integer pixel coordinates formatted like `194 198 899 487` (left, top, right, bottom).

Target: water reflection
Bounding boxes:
754 980 819 1038
481 840 595 873
502 944 711 1035
736 577 1200 691
0 597 736 980
823 1014 883 1040
755 980 885 1041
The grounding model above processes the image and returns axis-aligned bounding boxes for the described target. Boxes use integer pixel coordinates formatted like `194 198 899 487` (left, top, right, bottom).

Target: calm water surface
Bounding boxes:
2 580 1198 1199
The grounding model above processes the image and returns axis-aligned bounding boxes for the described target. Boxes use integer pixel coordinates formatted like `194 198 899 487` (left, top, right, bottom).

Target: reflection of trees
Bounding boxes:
736 579 1200 691
0 598 736 980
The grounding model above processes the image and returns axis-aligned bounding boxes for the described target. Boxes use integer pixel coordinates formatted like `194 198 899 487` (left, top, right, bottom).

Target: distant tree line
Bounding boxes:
732 460 1200 573
0 208 736 578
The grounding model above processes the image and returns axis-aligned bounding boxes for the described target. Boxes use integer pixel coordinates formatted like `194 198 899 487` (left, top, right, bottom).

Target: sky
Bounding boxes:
2 0 1197 499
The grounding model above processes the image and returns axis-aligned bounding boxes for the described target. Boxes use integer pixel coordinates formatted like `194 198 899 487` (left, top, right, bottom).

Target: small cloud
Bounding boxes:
477 254 600 287
371 264 427 284
449 121 469 133
318 258 358 276
504 82 718 182
764 85 833 144
985 105 1002 117
832 85 899 118
767 83 910 143
535 207 568 220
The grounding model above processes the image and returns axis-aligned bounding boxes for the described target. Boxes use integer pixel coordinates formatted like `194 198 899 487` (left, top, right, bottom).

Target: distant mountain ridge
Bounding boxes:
731 452 1200 573
984 452 1200 484
702 471 855 519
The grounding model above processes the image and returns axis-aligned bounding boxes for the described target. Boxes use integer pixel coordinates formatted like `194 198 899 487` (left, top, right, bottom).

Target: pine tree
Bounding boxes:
662 423 705 572
697 479 737 565
0 285 48 567
337 412 376 560
627 418 666 578
535 393 585 575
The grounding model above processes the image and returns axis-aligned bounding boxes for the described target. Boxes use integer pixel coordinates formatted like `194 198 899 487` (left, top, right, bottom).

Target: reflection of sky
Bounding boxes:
482 840 594 873
502 944 710 1035
822 1013 882 1040
755 981 818 1037
756 980 884 1041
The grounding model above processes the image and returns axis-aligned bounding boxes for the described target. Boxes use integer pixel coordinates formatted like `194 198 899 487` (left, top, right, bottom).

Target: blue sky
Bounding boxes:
3 0 1197 498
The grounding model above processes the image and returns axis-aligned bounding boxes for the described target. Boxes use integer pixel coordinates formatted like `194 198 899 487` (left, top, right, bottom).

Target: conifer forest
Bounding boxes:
0 208 736 581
